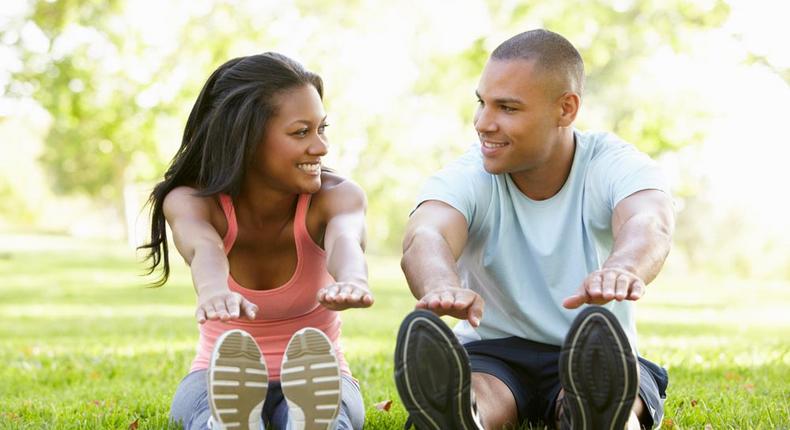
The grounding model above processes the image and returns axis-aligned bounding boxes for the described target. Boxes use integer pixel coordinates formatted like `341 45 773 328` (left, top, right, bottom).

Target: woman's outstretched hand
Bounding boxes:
195 290 259 324
317 282 374 311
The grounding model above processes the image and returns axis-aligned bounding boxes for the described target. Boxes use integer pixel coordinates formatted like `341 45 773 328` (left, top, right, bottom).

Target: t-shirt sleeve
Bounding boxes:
413 148 490 227
589 134 670 210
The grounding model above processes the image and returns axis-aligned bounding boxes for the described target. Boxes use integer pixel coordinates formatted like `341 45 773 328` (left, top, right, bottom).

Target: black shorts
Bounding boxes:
464 336 668 428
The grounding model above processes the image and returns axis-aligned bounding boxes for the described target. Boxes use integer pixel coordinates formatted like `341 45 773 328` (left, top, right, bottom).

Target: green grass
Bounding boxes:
0 234 788 429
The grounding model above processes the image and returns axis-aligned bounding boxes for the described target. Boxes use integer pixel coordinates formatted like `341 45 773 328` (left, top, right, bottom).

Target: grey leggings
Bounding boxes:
170 370 365 430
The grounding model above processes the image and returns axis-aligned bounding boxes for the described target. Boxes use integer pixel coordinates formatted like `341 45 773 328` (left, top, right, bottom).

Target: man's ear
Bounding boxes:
558 92 580 127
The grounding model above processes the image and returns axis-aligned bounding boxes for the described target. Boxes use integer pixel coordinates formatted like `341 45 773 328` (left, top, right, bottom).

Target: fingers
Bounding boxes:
466 292 484 327
225 294 241 319
417 290 444 312
588 273 603 300
562 292 588 309
204 300 228 322
438 291 456 309
417 288 483 324
601 271 616 301
318 283 374 310
195 307 207 324
564 269 645 309
423 290 451 310
614 275 630 301
197 292 255 323
318 284 340 305
627 279 645 301
241 298 258 320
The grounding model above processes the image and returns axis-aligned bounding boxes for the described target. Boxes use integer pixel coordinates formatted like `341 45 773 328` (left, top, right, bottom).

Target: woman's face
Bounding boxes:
251 84 329 194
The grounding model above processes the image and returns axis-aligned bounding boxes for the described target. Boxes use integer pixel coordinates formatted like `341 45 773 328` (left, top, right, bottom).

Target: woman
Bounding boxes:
141 52 373 430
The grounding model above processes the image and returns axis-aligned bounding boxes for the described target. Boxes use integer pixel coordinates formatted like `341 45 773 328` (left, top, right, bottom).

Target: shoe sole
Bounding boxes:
281 328 342 430
394 310 481 430
559 306 638 430
208 329 269 430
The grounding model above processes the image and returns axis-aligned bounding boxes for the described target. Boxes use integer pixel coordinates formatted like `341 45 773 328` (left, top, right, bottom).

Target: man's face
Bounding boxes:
473 58 563 175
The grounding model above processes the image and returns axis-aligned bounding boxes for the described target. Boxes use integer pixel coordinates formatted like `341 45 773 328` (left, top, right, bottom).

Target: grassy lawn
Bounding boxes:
0 234 788 429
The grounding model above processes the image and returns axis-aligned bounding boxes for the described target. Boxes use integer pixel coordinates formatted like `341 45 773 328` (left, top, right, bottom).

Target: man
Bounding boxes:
394 29 673 430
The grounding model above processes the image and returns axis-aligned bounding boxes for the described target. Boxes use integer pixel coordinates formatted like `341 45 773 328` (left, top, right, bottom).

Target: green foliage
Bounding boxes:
0 180 33 227
4 0 737 251
6 1 275 203
413 0 731 158
0 236 788 428
10 0 146 201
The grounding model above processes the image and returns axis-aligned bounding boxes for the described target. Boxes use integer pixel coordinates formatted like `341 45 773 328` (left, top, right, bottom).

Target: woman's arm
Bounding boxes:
164 186 258 322
316 179 374 310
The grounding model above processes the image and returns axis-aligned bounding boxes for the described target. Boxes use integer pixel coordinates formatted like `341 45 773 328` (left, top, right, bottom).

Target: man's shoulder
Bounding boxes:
576 130 656 176
431 145 494 185
576 129 668 204
576 130 634 159
416 145 497 222
442 145 487 171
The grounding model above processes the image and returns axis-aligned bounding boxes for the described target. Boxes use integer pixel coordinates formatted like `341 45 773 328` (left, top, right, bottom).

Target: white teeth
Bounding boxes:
297 163 320 173
483 141 507 149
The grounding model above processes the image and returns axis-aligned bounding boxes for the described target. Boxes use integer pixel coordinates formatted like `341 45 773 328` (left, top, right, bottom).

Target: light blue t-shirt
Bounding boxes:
415 130 669 349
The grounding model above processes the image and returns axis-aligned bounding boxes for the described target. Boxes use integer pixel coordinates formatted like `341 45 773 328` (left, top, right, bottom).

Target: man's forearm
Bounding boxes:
401 229 462 299
604 213 672 285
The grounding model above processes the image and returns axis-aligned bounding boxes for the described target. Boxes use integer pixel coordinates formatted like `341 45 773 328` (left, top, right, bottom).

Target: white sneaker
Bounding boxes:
208 329 269 430
280 328 342 430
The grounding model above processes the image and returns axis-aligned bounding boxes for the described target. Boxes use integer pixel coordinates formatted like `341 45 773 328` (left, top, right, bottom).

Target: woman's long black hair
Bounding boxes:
140 52 324 286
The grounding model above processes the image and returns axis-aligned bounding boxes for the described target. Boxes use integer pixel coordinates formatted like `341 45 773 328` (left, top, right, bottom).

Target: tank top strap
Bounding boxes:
293 194 313 243
218 194 238 253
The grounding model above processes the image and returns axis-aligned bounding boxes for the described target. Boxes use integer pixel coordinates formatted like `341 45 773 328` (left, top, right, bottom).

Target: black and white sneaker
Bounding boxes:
394 310 483 430
281 327 342 430
559 306 639 430
208 329 269 430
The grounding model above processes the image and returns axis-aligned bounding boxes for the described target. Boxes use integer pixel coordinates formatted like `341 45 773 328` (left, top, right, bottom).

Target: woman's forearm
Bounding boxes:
326 234 369 288
189 243 231 297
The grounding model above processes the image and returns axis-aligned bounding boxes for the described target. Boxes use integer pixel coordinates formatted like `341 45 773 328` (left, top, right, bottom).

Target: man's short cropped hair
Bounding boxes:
491 29 585 96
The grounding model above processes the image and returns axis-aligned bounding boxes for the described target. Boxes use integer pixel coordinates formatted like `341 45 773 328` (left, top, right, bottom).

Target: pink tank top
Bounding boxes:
189 194 350 380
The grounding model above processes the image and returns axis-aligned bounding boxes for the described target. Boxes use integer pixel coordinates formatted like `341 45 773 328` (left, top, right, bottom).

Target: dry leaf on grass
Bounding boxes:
374 399 392 412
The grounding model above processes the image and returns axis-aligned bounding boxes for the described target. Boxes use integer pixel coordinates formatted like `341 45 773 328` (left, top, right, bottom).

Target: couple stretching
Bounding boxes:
142 29 673 430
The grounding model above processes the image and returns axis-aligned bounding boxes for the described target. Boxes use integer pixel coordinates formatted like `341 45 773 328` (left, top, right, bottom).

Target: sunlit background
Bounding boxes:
1 1 790 427
0 0 788 280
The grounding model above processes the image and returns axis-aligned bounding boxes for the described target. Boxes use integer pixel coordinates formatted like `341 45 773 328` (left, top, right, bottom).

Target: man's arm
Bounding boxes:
401 200 484 326
564 189 674 308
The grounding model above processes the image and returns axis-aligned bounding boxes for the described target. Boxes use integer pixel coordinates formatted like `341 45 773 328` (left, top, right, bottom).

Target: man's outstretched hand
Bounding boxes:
563 267 645 309
416 287 484 327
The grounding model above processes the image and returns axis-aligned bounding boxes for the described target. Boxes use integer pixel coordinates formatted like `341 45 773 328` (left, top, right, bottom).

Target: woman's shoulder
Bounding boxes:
164 186 211 210
313 170 366 213
163 186 225 227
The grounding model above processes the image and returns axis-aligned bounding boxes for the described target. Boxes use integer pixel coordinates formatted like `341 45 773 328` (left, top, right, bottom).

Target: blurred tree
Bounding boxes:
4 0 734 252
9 0 146 203
355 0 732 249
4 0 286 231
415 0 731 156
747 52 790 85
